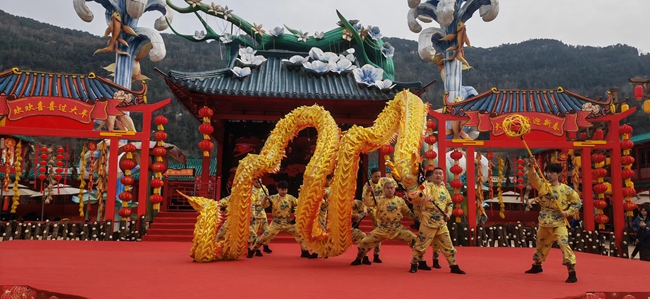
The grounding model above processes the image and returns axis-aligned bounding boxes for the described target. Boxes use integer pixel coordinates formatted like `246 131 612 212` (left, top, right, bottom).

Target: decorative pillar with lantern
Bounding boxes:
592 152 609 230
619 124 637 217
118 143 137 221
198 106 214 197
38 147 48 192
424 119 437 170
449 150 465 223
150 115 168 211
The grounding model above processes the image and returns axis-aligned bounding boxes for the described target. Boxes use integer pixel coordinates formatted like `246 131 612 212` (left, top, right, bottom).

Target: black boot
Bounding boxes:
373 254 383 263
263 245 272 253
418 261 432 271
300 250 310 258
566 265 577 283
432 259 442 269
308 252 319 259
525 263 543 274
255 249 263 257
409 263 418 273
361 256 372 265
351 258 363 266
247 249 255 258
450 265 466 274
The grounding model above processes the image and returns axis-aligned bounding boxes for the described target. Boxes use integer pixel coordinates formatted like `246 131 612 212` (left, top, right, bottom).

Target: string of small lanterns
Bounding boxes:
150 115 169 211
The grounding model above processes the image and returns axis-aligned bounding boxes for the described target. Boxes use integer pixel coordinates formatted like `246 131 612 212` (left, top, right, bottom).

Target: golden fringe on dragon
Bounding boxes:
181 90 428 262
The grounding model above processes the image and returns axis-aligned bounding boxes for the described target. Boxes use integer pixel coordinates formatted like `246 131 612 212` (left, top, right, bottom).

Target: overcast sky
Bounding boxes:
1 0 649 54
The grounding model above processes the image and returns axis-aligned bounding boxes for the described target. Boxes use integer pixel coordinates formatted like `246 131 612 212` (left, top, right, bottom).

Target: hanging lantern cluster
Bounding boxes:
198 106 215 157
10 142 22 213
38 147 48 186
96 142 108 218
592 152 608 229
620 124 637 216
516 158 526 191
78 146 87 217
424 119 438 171
151 115 169 211
118 143 137 220
54 147 65 183
476 152 486 217
497 155 505 219
449 150 465 223
634 85 645 101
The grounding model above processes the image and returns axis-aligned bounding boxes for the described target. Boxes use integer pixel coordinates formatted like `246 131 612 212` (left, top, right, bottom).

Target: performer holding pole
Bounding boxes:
361 167 392 263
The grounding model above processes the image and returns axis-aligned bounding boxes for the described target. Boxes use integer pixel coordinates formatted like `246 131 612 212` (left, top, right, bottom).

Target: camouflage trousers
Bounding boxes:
248 218 269 245
253 219 307 250
216 219 228 242
533 226 576 265
356 225 416 259
411 225 457 265
352 228 366 244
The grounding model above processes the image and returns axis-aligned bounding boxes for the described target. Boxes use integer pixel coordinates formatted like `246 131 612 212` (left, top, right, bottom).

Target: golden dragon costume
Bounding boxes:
183 90 428 262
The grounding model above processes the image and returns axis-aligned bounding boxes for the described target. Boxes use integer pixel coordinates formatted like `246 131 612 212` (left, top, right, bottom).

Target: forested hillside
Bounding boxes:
2 9 649 157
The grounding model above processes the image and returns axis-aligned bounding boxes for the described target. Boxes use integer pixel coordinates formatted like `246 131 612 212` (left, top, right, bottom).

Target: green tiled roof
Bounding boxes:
631 132 650 145
160 50 424 101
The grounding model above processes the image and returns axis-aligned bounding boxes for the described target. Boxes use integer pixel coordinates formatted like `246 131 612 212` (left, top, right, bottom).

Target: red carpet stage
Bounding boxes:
1 241 649 299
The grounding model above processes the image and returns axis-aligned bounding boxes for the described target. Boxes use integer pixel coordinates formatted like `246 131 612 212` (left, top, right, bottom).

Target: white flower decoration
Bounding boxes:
193 30 206 40
269 27 284 37
220 33 233 44
297 30 309 42
303 61 330 74
381 42 395 58
231 66 251 78
314 31 325 39
328 58 356 74
187 0 202 8
282 55 309 67
367 26 382 40
239 47 256 57
375 79 396 90
353 64 384 86
237 53 267 67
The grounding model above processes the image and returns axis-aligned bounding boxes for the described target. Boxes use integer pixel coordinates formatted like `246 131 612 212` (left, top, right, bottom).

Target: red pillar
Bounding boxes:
609 124 624 251
137 115 152 217
105 138 119 221
215 120 225 200
466 147 476 244
581 148 594 231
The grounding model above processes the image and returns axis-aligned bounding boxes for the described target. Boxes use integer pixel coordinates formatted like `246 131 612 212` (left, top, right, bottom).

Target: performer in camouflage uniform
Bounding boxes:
362 167 394 263
248 179 272 256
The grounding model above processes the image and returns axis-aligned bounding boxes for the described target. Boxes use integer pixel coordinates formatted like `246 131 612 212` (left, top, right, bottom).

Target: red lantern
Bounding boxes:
595 214 609 224
452 208 465 217
151 162 167 173
57 147 65 154
634 85 645 100
594 200 608 210
119 191 133 202
118 207 132 218
56 155 64 161
41 147 48 153
199 140 214 152
621 155 635 165
149 194 164 204
623 201 638 212
452 194 464 204
517 165 525 171
55 168 63 173
424 150 437 160
592 129 605 140
38 174 47 180
380 144 394 155
593 183 608 194
425 165 435 171
154 131 168 141
517 158 525 164
123 143 136 153
517 178 524 183
450 165 463 175
450 180 463 189
621 140 634 150
54 174 62 181
486 152 494 160
424 135 437 145
450 150 463 160
88 142 97 151
199 123 214 135
151 179 165 188
120 176 135 186
517 171 524 177
622 187 636 197
620 124 633 135
152 147 167 157
598 168 608 178
120 159 136 171
591 153 605 163
622 169 635 179
198 106 214 118
38 168 47 173
517 184 525 190
579 132 587 139
154 115 168 126
40 154 48 160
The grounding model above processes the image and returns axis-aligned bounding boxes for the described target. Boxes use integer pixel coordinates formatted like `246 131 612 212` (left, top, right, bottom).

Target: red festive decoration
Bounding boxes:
87 142 97 151
426 119 436 129
424 150 437 160
594 200 608 210
592 129 605 140
634 85 645 100
152 147 167 156
620 140 634 150
199 140 214 152
118 207 132 218
151 179 164 188
154 115 168 126
450 165 463 175
452 208 465 217
486 151 494 160
450 150 463 160
622 187 636 197
452 194 464 204
593 183 608 194
151 162 167 173
149 194 164 205
621 155 635 165
120 159 136 171
154 131 168 141
198 106 214 118
623 201 638 212
120 176 135 186
620 124 633 135
199 123 214 135
450 180 463 189
119 191 133 202
151 115 168 211
595 214 609 225
622 169 635 179
591 153 605 163
424 135 437 145
380 144 394 155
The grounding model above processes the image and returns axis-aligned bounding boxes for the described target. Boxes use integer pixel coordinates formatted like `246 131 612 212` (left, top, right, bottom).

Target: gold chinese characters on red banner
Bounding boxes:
465 111 592 137
164 168 195 176
0 96 123 124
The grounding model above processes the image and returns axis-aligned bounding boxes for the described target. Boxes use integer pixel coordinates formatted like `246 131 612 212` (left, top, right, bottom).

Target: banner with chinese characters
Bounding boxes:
164 168 195 176
465 111 592 137
0 96 123 124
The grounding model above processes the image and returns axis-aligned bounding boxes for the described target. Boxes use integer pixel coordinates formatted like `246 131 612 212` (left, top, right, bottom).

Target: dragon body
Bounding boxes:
188 90 428 262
